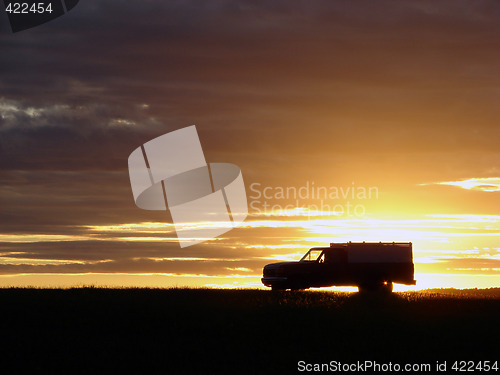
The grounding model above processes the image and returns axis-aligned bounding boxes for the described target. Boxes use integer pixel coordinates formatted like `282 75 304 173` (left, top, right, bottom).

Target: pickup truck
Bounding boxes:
261 242 416 292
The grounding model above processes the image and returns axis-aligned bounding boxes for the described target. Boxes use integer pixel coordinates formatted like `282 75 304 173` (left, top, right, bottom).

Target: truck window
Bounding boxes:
300 249 324 262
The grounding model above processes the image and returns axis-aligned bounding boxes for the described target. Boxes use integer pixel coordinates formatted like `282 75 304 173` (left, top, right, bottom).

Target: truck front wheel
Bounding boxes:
271 285 286 291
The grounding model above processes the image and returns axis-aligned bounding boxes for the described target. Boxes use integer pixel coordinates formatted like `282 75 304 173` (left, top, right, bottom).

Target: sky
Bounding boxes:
1 0 500 289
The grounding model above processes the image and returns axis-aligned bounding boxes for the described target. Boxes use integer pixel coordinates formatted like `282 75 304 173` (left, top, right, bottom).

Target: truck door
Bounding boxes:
325 249 347 263
322 249 348 284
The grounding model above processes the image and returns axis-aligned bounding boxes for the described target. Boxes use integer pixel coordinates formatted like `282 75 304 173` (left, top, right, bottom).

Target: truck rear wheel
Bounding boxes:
381 281 393 293
358 281 393 293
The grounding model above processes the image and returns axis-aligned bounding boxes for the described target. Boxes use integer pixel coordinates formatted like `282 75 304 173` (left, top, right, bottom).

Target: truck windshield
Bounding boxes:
300 249 324 262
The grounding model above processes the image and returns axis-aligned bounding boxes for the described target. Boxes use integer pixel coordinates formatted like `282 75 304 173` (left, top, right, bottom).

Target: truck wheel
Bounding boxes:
381 281 393 293
271 285 285 291
358 281 393 293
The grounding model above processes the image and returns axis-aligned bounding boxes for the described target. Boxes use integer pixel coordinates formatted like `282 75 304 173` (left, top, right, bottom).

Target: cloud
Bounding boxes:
422 178 500 192
2 0 500 184
0 97 169 171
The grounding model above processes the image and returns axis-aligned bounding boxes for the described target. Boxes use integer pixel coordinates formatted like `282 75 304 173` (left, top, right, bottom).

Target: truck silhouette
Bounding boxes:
262 242 416 292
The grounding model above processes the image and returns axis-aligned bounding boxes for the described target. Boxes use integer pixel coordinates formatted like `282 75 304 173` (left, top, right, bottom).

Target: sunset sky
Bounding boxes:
1 0 500 290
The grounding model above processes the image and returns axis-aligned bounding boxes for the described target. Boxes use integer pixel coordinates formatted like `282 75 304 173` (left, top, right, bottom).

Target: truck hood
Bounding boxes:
264 261 298 269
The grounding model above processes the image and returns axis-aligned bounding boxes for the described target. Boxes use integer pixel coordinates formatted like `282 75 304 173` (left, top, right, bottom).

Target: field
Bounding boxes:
0 288 499 373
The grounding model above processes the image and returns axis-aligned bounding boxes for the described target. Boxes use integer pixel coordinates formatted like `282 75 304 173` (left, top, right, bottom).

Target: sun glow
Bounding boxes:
2 211 499 289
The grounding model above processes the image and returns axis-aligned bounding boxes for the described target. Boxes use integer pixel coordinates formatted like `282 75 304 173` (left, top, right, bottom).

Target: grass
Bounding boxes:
0 288 498 373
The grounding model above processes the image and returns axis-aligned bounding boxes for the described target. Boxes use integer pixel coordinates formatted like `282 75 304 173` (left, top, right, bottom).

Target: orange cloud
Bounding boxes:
421 178 500 192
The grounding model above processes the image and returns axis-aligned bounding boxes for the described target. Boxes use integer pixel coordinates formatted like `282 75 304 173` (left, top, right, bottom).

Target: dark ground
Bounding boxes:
0 288 499 374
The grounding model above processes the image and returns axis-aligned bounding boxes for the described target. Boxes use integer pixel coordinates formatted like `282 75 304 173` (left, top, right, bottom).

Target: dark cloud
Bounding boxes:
0 256 267 276
2 0 500 173
0 98 170 171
